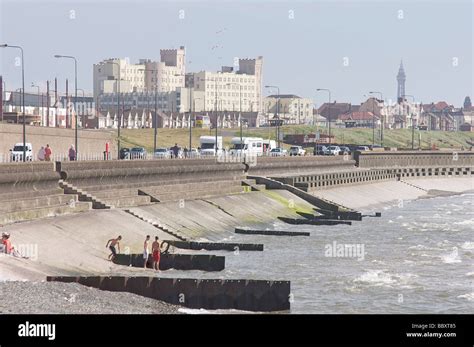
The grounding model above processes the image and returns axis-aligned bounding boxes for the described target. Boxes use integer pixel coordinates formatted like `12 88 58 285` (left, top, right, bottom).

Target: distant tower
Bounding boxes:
463 96 472 109
397 60 406 101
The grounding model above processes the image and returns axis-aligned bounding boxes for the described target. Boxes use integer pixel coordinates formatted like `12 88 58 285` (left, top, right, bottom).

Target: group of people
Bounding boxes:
36 144 53 161
37 144 77 161
106 235 162 271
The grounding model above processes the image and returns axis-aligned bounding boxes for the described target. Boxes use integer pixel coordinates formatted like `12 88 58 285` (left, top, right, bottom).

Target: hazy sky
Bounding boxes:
0 0 472 107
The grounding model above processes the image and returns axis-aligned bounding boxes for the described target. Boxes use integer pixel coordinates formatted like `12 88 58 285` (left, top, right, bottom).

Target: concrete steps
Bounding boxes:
0 201 92 225
0 194 78 213
59 180 111 209
242 179 266 191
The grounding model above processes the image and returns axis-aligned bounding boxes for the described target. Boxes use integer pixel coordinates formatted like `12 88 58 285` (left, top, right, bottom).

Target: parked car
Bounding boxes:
314 144 328 156
355 145 370 151
10 143 33 162
187 148 200 158
326 145 341 156
154 148 170 159
289 146 306 156
270 148 288 157
129 147 147 159
119 148 130 160
339 146 351 155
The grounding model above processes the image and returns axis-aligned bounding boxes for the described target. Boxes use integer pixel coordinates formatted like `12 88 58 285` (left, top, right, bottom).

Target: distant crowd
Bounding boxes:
36 144 77 161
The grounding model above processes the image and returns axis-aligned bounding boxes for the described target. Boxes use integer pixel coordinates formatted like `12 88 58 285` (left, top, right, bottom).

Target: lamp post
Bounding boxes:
1 44 26 161
403 94 416 150
141 68 159 153
369 91 384 147
316 89 332 145
54 54 78 157
265 85 280 147
227 82 243 145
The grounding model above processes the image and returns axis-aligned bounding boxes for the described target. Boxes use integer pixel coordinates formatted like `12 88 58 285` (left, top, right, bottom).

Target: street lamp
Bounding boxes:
1 44 26 161
54 54 78 157
141 68 159 153
265 85 281 147
369 91 384 147
316 88 331 145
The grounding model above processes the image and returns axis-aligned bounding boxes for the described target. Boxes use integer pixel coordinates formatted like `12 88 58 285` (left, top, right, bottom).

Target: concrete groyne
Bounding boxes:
47 276 291 312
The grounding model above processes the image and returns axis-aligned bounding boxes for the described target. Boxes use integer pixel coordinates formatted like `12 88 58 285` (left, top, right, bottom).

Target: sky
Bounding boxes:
0 0 472 107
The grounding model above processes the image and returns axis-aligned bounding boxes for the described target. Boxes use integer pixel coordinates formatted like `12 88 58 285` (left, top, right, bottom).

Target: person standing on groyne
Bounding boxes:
143 235 151 268
151 236 161 272
106 236 122 261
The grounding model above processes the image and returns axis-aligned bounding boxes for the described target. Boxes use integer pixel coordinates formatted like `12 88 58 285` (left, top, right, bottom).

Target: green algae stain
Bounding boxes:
262 190 314 215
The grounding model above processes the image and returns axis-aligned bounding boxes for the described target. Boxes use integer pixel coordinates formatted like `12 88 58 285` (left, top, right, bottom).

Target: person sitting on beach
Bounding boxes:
143 235 151 268
1 232 14 255
106 236 122 261
151 236 161 271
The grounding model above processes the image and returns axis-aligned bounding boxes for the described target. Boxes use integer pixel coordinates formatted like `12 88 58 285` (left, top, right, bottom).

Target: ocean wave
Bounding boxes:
353 270 417 288
457 293 474 301
440 248 462 264
353 270 396 286
465 272 474 277
461 242 474 250
453 219 474 226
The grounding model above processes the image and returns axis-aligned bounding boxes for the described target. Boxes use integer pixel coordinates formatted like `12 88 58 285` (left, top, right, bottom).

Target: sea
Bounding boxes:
170 193 474 314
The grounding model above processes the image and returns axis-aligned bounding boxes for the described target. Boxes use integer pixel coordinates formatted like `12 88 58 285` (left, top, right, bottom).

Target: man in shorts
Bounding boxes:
143 235 151 268
106 236 122 261
151 236 161 271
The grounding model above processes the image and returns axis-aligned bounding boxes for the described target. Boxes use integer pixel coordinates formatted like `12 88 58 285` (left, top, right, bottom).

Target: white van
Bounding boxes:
10 143 33 162
199 136 223 156
262 139 277 153
229 137 264 156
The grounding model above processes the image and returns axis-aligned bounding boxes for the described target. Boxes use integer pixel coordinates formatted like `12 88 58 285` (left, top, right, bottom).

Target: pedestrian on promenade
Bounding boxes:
106 235 122 261
151 236 161 271
44 144 52 161
143 235 151 268
68 145 76 161
37 146 45 161
183 147 188 158
171 143 179 159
